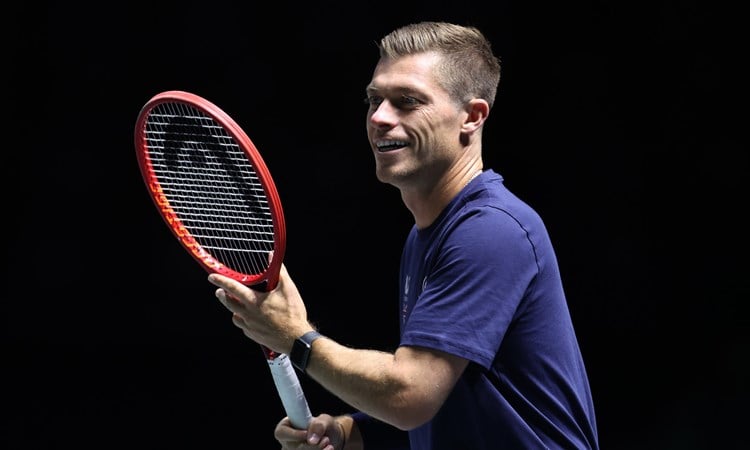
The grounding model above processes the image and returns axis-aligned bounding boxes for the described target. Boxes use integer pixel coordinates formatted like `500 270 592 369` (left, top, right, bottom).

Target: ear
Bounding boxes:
461 98 490 134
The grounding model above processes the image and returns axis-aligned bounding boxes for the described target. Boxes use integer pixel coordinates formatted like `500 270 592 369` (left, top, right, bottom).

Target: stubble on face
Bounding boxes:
367 53 464 192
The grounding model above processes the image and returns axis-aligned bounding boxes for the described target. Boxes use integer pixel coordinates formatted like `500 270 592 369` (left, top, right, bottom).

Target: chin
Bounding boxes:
374 164 396 184
374 167 390 184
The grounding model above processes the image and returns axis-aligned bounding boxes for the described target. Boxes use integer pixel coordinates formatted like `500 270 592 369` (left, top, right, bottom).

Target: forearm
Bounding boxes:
305 337 423 430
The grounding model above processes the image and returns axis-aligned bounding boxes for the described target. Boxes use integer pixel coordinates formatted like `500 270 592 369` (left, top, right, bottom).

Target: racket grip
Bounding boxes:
267 353 313 429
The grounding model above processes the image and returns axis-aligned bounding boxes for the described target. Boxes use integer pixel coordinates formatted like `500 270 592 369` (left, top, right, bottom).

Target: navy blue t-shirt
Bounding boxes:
354 170 598 449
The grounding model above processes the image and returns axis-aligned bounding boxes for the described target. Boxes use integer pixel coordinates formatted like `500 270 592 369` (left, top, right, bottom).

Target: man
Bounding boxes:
209 21 599 449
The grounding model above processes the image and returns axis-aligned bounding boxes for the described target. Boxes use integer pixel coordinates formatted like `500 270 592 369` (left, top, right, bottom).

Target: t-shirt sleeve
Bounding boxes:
400 207 538 369
351 411 409 450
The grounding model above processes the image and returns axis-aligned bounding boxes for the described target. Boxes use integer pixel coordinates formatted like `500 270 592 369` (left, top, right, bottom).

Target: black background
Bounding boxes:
6 1 748 449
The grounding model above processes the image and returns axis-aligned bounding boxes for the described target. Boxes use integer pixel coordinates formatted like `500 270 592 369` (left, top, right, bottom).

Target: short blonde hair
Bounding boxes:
378 21 502 107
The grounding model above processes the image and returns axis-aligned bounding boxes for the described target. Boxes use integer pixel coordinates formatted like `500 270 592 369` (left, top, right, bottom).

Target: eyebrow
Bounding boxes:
365 86 421 96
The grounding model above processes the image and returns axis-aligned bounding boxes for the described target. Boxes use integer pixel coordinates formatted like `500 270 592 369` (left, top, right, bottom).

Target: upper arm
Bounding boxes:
390 344 469 429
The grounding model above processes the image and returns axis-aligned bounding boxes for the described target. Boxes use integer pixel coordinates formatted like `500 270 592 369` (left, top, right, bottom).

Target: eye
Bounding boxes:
364 95 383 107
398 95 420 106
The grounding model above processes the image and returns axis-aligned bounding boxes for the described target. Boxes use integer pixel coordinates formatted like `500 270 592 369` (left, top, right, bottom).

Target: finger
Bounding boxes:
214 288 244 314
306 431 321 445
231 312 249 331
208 273 248 298
275 418 309 446
318 436 331 448
274 263 294 290
209 274 261 307
279 262 290 278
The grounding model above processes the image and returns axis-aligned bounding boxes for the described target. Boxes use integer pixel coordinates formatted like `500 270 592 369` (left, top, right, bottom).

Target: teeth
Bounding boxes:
376 140 408 149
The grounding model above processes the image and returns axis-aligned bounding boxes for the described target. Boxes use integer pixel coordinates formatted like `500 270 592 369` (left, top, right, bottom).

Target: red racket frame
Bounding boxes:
134 90 286 290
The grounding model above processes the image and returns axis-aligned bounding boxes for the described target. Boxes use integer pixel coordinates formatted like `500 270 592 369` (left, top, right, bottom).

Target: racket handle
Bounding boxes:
267 353 313 429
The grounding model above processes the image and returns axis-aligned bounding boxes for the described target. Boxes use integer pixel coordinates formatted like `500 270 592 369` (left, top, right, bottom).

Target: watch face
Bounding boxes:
291 332 322 373
291 337 312 372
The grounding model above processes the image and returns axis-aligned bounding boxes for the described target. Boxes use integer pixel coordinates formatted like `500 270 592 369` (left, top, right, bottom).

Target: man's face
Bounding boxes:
365 51 466 190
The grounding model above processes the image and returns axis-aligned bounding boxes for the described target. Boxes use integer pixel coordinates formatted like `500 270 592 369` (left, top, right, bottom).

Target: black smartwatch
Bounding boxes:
290 330 323 374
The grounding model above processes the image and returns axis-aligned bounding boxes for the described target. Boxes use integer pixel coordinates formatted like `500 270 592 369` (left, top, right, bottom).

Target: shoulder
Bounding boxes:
460 171 549 239
440 173 553 263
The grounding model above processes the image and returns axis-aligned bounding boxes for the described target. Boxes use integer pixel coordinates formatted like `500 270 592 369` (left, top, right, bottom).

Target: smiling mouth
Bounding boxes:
376 139 409 153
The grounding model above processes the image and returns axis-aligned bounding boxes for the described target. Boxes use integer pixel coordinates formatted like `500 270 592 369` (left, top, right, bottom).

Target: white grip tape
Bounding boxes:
267 353 312 429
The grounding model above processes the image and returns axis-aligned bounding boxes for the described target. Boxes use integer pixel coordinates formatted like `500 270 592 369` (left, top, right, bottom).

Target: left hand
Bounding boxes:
275 414 345 450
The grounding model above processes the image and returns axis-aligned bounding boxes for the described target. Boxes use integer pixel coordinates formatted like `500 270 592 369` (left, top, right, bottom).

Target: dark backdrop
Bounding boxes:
6 1 747 449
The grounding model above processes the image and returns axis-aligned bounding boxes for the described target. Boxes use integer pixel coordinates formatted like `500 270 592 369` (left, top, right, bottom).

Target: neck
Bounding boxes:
402 163 483 229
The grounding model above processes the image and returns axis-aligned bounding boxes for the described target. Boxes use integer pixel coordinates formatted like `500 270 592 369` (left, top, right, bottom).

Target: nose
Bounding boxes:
368 101 398 128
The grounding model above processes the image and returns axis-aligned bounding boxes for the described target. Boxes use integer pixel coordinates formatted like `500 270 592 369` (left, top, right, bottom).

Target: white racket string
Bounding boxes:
142 101 274 277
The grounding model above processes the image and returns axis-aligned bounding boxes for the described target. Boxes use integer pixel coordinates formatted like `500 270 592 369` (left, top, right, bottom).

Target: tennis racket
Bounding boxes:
134 90 312 429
